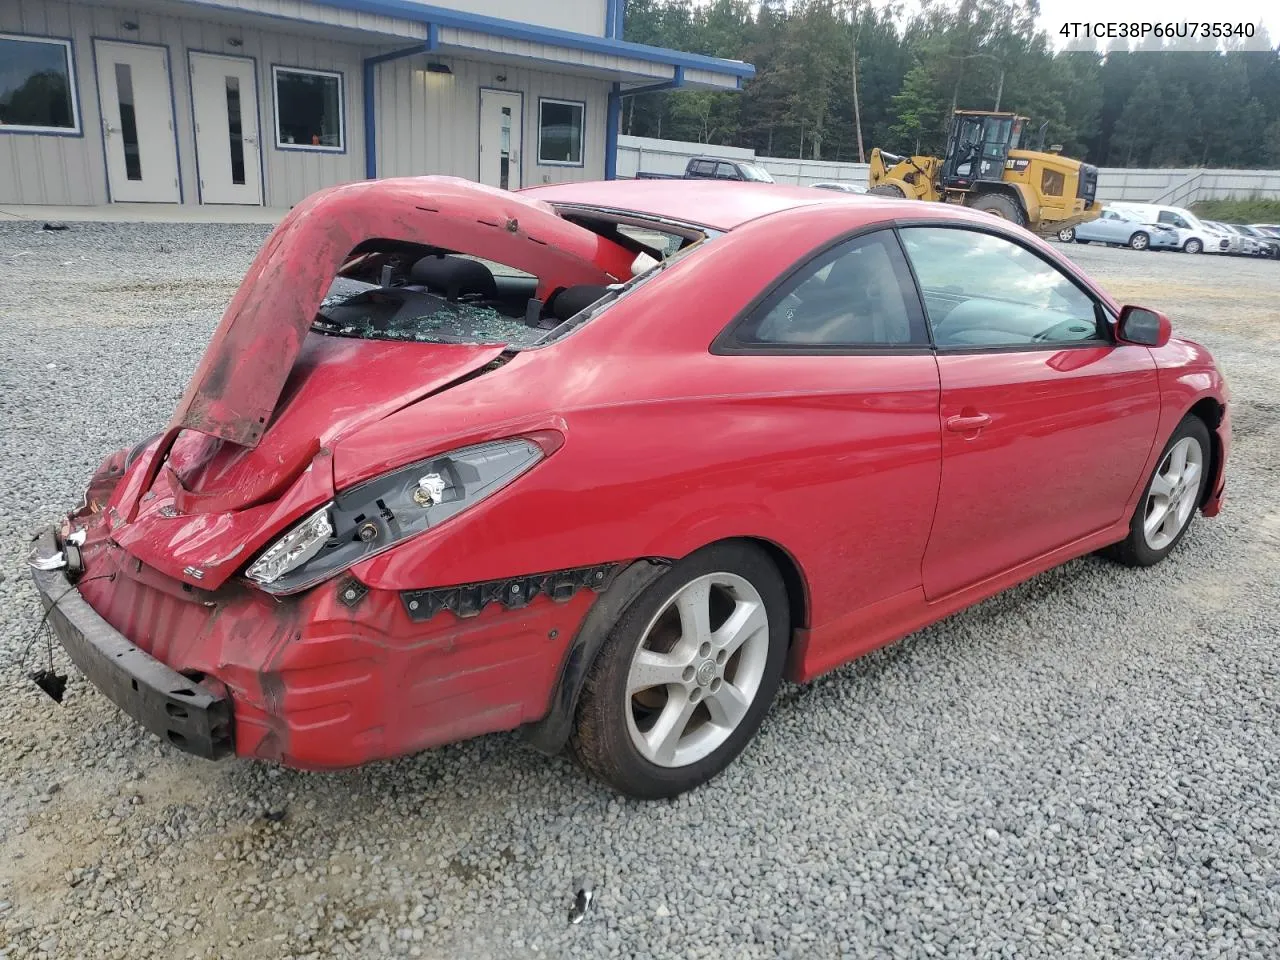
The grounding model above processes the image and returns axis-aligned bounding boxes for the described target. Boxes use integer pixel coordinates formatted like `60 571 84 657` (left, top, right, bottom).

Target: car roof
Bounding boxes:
521 179 970 232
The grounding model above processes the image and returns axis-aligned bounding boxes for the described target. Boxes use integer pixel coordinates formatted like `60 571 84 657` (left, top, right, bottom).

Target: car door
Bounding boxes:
715 228 942 668
897 225 1162 600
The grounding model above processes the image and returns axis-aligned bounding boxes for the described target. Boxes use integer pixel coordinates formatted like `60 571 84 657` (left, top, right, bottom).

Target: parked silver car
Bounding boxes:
1202 221 1254 256
1057 209 1180 251
1238 224 1280 259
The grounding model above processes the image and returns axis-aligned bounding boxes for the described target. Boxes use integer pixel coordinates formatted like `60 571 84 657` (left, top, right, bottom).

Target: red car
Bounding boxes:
30 177 1229 799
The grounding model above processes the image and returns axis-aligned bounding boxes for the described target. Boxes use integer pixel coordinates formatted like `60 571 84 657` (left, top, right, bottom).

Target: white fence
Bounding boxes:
617 135 1280 202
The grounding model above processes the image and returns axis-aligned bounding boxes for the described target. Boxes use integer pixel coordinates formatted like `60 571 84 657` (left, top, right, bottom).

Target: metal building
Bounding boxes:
0 0 753 207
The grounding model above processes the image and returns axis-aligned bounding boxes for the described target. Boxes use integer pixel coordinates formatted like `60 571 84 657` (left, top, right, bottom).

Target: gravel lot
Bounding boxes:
1 224 1278 960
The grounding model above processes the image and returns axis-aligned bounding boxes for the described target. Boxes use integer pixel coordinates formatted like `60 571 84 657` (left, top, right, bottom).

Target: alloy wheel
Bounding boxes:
624 573 770 768
1058 227 1075 242
1142 436 1204 551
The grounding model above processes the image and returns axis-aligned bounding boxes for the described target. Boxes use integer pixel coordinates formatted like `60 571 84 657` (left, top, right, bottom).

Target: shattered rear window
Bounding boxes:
313 213 705 349
313 245 554 347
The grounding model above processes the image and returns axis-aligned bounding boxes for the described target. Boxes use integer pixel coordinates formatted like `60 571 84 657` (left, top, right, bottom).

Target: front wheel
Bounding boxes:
1129 231 1150 251
571 542 789 799
1057 227 1076 243
868 183 905 198
1184 238 1204 254
968 192 1027 227
1102 416 1210 567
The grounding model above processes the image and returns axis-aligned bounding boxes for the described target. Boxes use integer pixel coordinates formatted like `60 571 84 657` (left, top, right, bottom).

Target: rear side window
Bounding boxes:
899 227 1103 348
728 230 927 349
689 160 715 177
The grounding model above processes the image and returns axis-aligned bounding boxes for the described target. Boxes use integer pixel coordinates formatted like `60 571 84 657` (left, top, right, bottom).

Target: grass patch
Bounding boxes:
1190 198 1280 224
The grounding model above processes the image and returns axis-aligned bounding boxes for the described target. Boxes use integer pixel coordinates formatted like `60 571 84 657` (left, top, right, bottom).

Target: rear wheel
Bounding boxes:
1129 231 1150 251
1102 416 1210 567
571 542 789 799
968 192 1027 227
868 183 905 198
1057 227 1076 243
1184 238 1204 254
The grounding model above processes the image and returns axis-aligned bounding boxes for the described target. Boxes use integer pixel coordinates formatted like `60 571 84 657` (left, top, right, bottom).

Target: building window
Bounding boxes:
0 34 80 134
272 65 343 152
538 98 584 166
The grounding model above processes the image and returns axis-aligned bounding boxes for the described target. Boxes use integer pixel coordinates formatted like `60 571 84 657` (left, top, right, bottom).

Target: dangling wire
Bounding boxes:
14 573 117 671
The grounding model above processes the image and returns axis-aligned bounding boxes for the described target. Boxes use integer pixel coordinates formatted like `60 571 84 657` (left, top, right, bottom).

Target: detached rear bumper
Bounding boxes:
28 528 234 760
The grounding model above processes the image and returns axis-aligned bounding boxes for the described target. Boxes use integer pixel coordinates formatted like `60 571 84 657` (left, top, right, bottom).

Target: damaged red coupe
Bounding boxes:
31 176 1229 798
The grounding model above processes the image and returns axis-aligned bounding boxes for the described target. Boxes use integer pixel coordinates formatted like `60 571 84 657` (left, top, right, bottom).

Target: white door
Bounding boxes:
94 41 180 203
478 89 522 190
189 53 262 205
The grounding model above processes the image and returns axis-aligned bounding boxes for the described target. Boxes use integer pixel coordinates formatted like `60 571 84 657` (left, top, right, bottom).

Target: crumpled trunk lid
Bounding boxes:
103 337 506 589
97 176 635 588
168 175 631 450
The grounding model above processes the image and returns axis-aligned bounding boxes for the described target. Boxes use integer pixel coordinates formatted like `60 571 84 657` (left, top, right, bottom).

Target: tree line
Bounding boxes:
623 0 1280 168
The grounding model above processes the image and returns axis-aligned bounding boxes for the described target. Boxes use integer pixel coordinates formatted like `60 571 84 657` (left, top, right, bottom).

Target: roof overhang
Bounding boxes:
181 0 752 90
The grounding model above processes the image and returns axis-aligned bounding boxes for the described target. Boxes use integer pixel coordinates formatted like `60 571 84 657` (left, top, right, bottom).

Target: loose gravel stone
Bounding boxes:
1 222 1279 959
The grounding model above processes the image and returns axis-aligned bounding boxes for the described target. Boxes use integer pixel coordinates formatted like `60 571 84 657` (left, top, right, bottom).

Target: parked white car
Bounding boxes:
1106 203 1228 254
1202 220 1252 256
1057 209 1181 250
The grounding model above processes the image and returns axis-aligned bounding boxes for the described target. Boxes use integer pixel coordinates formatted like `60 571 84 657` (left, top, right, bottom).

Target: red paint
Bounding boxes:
57 178 1230 770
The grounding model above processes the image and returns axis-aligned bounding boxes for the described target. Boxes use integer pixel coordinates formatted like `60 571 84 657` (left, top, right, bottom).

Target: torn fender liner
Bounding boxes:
170 176 635 450
521 558 671 756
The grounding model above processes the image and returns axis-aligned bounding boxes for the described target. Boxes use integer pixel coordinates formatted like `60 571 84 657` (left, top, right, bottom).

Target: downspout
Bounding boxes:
604 0 625 178
362 26 439 180
605 84 621 180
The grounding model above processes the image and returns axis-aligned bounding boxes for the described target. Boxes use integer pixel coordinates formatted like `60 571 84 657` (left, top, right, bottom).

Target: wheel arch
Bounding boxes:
519 534 811 757
1185 395 1226 508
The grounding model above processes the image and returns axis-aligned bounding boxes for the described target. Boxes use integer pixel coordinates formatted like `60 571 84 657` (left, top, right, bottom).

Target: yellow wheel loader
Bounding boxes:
868 111 1101 236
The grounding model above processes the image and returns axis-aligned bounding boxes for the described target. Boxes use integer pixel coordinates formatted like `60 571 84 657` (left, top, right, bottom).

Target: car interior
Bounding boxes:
312 214 703 346
749 237 914 345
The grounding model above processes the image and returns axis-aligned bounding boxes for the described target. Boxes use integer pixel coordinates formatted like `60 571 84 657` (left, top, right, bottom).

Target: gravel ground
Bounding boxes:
1 223 1279 960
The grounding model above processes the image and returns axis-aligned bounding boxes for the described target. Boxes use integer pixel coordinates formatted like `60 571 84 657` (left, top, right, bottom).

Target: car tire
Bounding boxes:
868 183 905 198
1129 231 1150 251
570 541 790 799
1101 415 1211 568
1184 238 1204 254
1057 227 1075 243
968 192 1027 226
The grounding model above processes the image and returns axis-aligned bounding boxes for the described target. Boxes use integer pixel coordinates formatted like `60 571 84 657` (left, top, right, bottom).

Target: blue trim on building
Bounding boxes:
298 0 753 78
362 38 435 178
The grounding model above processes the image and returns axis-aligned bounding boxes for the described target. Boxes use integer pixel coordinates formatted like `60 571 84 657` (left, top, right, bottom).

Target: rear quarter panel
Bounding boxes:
336 204 945 634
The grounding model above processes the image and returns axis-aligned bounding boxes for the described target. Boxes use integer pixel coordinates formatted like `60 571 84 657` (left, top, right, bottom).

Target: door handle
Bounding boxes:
945 413 992 432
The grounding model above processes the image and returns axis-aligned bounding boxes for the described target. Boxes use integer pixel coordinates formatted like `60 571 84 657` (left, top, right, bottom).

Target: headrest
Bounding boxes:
409 255 498 300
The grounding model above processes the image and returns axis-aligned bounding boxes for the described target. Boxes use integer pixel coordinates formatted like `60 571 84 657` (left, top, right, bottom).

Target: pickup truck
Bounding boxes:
635 156 776 183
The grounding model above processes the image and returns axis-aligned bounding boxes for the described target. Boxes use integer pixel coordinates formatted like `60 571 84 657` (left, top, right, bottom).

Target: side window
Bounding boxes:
689 160 714 177
898 227 1103 348
715 162 739 180
733 231 926 348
